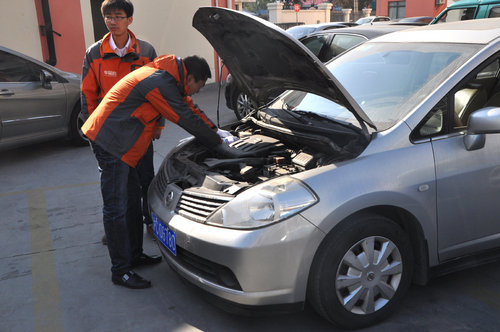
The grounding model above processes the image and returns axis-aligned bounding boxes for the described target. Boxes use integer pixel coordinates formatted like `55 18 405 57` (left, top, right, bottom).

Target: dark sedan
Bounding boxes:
225 24 413 120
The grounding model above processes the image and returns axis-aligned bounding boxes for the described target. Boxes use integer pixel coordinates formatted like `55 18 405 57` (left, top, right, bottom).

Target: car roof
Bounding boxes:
374 18 500 44
302 24 415 40
447 0 500 8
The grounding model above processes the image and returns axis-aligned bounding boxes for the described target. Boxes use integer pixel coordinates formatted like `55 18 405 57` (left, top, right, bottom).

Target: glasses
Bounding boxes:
104 16 128 22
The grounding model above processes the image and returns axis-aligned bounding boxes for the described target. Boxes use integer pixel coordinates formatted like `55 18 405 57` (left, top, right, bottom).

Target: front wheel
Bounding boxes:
307 214 414 329
69 103 88 146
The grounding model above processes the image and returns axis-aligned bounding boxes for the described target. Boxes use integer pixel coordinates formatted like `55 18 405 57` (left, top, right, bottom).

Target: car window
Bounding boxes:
414 57 500 139
488 6 500 18
301 35 329 58
321 34 366 62
436 7 477 23
0 50 40 82
454 58 500 126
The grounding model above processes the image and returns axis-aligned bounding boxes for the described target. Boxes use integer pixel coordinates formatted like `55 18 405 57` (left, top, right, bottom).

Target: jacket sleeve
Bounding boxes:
80 50 100 119
144 75 221 147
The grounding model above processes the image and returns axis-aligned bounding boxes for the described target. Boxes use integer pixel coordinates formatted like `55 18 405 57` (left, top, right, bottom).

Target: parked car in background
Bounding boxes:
0 46 86 151
431 0 500 24
149 8 500 329
395 16 434 25
286 22 354 39
225 24 413 119
355 15 391 25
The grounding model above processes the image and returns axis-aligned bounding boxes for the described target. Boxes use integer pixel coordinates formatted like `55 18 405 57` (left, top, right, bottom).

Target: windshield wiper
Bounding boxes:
281 103 311 124
293 110 364 134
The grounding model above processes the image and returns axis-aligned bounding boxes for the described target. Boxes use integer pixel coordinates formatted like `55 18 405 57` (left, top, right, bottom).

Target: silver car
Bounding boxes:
149 8 500 329
0 46 86 151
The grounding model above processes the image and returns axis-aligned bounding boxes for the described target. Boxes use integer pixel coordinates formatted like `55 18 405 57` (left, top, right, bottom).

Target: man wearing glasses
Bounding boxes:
81 0 162 288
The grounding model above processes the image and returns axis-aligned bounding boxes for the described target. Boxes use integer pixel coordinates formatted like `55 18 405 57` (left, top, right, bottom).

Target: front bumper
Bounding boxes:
148 182 326 306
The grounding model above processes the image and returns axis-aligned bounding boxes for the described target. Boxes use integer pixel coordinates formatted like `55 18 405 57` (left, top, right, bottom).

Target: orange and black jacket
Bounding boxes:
80 30 157 118
82 54 221 167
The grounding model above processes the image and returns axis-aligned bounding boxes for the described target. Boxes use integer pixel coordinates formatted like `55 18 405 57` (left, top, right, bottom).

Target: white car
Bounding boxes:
355 15 391 25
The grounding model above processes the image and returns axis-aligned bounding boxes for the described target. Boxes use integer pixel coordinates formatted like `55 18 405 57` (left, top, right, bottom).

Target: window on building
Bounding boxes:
388 1 406 20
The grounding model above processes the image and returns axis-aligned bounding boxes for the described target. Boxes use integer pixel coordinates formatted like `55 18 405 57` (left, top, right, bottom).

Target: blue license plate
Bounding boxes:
152 213 176 256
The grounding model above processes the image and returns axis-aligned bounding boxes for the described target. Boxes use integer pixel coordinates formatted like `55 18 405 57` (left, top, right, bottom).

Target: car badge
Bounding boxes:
166 191 174 202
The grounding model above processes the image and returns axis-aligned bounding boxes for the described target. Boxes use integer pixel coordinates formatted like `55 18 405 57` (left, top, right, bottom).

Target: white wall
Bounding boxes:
0 0 43 61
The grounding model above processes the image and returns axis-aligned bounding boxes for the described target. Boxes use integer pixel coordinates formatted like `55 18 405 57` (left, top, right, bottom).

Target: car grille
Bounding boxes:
176 190 232 223
154 169 168 195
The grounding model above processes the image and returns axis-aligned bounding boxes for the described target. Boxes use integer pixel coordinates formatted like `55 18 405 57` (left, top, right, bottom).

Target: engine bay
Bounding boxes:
163 115 368 194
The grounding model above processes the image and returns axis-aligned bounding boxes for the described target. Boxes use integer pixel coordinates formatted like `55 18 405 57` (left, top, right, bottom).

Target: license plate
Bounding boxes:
152 213 176 256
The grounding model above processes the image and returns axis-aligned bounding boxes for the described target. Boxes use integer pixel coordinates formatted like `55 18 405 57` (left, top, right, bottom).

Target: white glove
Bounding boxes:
217 128 232 138
222 135 239 144
217 128 239 144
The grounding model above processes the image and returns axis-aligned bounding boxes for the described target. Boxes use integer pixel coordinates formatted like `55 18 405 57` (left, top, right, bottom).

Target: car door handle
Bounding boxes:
0 89 14 96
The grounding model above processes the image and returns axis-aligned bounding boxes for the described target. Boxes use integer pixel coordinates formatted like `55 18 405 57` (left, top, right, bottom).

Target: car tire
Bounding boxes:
307 213 413 329
69 103 88 146
233 91 257 120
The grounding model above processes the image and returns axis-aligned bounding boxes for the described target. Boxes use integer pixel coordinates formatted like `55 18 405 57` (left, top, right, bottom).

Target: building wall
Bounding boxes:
0 0 43 61
34 0 87 73
376 0 447 18
0 0 226 79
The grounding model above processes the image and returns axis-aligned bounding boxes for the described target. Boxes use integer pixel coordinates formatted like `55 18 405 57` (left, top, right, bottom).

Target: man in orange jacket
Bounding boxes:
81 0 159 246
82 54 233 288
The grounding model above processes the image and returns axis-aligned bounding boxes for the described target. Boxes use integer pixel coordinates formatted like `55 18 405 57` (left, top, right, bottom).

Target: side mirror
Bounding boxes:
464 107 500 151
40 70 54 89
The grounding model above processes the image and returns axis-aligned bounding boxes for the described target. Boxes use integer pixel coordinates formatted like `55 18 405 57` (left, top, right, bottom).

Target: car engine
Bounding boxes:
160 116 367 195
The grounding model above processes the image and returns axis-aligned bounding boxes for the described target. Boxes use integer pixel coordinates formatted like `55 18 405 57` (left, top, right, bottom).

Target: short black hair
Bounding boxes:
183 55 211 82
101 0 134 17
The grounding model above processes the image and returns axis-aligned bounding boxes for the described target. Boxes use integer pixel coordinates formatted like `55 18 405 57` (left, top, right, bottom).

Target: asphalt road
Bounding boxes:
1 83 500 332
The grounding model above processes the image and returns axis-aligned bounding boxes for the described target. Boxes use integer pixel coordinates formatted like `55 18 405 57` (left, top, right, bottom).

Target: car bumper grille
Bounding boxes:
176 190 232 223
160 244 242 291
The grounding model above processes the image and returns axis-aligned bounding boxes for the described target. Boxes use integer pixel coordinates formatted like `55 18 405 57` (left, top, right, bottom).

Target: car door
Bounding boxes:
0 49 66 146
416 56 500 262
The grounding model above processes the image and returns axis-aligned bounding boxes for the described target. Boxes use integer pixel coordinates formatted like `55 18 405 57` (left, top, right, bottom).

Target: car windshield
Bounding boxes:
356 17 372 24
287 26 318 39
269 42 479 131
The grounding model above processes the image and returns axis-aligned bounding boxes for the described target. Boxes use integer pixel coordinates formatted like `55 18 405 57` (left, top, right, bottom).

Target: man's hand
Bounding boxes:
217 128 238 144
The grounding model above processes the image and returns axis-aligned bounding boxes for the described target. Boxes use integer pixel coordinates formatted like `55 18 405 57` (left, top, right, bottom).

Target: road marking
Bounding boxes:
0 181 99 198
28 189 64 332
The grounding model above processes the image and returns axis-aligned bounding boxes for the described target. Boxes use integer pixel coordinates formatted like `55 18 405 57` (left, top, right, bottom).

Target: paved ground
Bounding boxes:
1 83 500 331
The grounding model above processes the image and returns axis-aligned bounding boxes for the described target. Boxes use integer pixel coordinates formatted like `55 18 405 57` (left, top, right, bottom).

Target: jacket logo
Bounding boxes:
103 70 117 77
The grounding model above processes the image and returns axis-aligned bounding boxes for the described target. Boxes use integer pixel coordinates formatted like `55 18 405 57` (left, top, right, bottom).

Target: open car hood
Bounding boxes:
193 7 375 129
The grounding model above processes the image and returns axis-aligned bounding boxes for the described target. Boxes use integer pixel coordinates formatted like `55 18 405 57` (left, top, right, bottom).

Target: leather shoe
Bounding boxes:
131 253 162 267
112 270 151 289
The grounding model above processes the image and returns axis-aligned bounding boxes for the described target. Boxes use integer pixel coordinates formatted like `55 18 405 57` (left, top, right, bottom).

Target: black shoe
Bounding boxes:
131 253 162 267
112 270 151 289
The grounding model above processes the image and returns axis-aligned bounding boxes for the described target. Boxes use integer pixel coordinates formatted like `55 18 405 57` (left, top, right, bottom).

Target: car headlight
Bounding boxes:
206 176 318 229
